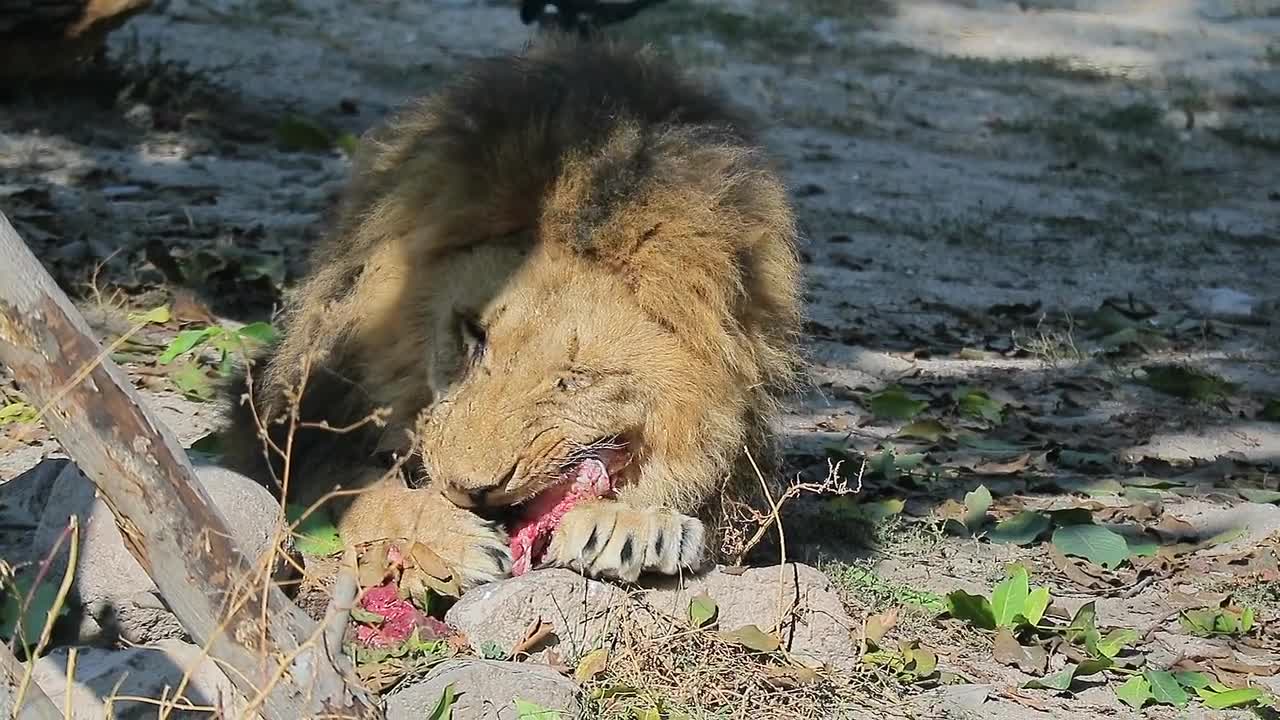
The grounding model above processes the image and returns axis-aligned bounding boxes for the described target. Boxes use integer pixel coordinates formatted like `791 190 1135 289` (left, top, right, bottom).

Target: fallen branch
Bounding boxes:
0 211 381 719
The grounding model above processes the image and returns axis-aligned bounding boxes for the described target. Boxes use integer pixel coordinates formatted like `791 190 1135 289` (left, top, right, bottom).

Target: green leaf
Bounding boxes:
0 401 38 426
1124 535 1159 557
897 419 949 442
1115 675 1152 709
0 572 64 645
1144 670 1189 707
1172 671 1210 689
1179 609 1218 637
286 503 344 556
962 485 992 533
479 640 508 660
1024 666 1076 691
716 624 780 652
1095 628 1138 658
945 590 996 630
988 511 1051 545
955 387 1005 423
336 132 360 157
128 304 171 326
169 362 215 401
236 321 279 346
1065 602 1097 645
688 592 718 629
1240 606 1254 632
514 699 562 719
276 115 335 152
869 386 928 421
1139 365 1235 403
350 607 385 624
1239 488 1280 504
1020 587 1051 626
1202 687 1265 709
991 566 1029 628
158 327 218 364
427 682 456 720
1052 524 1129 569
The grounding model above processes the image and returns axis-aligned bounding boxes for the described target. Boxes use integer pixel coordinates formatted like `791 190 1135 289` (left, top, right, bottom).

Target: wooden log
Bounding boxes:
0 210 381 720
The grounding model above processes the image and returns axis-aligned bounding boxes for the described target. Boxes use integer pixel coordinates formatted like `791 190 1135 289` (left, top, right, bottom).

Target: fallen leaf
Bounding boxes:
1048 546 1108 589
946 590 996 630
954 387 1006 423
1201 687 1265 709
993 628 1047 674
869 386 928 421
574 649 609 683
1138 365 1235 403
864 609 898 646
717 624 780 652
1144 670 1189 707
762 664 822 688
511 618 555 656
513 698 563 719
972 454 1033 475
1052 524 1130 569
988 511 1051 546
898 419 950 441
963 484 992 533
1115 674 1152 709
286 504 344 557
1238 488 1280 504
688 591 718 629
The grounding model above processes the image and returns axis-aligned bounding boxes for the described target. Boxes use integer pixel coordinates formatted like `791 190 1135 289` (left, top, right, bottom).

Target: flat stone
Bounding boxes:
446 563 858 671
32 639 256 719
31 461 292 645
383 659 580 720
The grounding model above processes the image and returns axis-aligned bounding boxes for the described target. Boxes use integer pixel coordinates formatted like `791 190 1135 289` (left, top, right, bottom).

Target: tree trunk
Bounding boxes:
0 211 381 720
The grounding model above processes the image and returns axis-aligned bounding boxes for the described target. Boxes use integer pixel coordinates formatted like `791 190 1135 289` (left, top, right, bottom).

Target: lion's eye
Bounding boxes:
457 313 486 365
555 368 595 393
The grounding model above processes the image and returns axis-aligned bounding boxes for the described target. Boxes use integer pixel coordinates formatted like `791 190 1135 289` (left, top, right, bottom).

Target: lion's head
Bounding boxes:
409 121 802 546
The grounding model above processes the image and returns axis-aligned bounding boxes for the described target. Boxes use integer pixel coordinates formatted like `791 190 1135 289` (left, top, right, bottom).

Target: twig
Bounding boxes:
323 548 360 678
744 447 788 635
14 517 78 713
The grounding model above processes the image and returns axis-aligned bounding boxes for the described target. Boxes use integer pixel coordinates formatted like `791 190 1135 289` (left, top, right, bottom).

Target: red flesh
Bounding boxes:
509 457 613 575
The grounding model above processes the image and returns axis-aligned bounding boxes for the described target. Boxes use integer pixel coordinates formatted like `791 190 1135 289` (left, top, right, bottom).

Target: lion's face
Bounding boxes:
418 242 684 511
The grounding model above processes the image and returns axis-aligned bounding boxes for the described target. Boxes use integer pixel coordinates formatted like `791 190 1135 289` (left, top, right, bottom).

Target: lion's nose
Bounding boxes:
443 462 517 509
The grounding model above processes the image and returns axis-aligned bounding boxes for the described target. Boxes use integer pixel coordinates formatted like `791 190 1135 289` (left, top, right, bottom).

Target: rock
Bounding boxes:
446 563 858 670
32 638 257 719
384 660 580 720
1190 287 1258 321
31 461 293 645
445 568 627 658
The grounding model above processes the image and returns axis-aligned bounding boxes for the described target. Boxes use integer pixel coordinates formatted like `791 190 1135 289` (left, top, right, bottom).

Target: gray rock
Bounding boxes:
31 461 292 645
32 639 257 719
446 563 858 671
384 660 580 720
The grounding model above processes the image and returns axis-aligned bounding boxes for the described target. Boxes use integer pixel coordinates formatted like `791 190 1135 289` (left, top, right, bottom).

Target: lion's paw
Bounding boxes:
542 501 705 582
337 485 512 591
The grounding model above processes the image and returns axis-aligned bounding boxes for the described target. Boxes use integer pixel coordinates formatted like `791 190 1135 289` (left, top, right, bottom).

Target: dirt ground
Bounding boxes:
2 1 1279 718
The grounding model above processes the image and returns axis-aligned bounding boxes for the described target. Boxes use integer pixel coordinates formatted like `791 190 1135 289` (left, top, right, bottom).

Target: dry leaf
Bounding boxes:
574 648 609 683
511 618 555 656
864 609 898 646
993 628 1048 674
545 649 572 676
762 665 822 689
973 453 1033 475
1048 546 1108 589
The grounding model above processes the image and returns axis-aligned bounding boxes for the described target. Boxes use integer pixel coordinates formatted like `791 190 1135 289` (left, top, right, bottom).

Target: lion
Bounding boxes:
218 34 803 592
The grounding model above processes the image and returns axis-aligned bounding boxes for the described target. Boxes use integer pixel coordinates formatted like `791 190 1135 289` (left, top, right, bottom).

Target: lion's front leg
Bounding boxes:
541 499 706 582
335 475 512 590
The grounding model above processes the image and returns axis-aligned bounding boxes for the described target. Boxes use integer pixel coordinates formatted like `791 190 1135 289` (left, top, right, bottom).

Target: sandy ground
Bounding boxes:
2 0 1279 718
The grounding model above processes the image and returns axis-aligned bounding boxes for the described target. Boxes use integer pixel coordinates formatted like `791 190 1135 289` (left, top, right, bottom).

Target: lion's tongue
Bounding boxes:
509 458 611 576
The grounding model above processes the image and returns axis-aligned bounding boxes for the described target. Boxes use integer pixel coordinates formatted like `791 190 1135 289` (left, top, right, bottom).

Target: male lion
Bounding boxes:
219 35 803 591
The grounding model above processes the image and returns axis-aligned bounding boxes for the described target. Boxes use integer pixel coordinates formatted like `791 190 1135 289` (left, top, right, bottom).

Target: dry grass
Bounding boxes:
579 592 881 720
